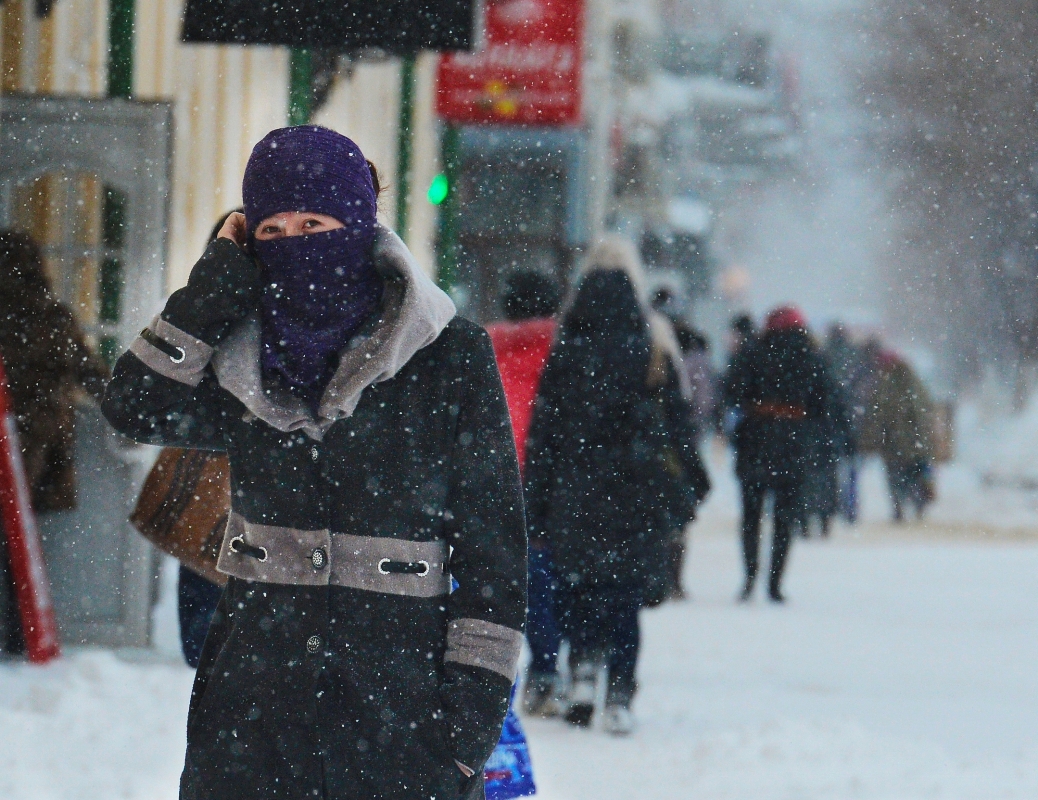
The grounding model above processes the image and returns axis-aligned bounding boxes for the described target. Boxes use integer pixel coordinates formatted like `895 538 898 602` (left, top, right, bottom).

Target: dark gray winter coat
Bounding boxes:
102 228 527 800
523 269 691 592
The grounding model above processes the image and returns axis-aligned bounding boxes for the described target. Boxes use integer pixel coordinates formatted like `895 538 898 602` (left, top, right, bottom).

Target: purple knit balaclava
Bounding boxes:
242 126 383 407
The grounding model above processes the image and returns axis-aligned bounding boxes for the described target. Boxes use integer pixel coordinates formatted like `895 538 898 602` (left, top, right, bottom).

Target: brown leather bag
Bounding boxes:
130 448 231 586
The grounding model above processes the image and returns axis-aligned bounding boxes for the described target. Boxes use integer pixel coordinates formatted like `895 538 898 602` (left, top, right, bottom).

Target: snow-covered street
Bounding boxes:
528 522 1038 799
3 445 1037 800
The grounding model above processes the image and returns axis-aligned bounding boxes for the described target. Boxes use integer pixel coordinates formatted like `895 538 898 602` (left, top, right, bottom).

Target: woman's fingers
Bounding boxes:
217 212 248 247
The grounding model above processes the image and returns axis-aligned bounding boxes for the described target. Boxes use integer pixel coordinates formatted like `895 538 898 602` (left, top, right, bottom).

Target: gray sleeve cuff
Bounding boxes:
444 618 523 680
128 317 214 387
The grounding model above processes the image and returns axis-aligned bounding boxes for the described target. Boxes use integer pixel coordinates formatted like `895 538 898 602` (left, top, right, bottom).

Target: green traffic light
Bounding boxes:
427 173 449 205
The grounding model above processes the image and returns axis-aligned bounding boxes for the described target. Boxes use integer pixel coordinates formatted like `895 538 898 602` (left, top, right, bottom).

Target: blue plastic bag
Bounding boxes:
484 690 536 800
448 579 536 799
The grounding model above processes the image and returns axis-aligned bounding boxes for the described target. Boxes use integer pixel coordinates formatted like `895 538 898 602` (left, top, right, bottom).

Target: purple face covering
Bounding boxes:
242 126 383 407
254 226 383 404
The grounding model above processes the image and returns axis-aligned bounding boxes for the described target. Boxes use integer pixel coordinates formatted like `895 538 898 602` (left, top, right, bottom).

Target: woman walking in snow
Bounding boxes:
524 237 702 734
724 306 835 602
103 126 527 800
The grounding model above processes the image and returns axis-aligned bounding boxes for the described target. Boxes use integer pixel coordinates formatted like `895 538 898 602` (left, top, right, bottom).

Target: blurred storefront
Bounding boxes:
434 0 592 322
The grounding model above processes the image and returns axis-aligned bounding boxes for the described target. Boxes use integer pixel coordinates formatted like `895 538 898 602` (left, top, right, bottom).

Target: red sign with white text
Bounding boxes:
436 0 584 125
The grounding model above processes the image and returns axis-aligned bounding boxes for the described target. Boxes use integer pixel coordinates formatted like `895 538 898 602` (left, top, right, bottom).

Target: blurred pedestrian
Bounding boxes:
721 314 756 440
859 352 936 521
727 313 756 363
824 323 867 522
801 330 853 537
103 126 526 800
646 312 711 602
524 236 697 735
0 231 108 511
485 271 565 717
724 306 835 602
0 230 108 655
673 323 717 438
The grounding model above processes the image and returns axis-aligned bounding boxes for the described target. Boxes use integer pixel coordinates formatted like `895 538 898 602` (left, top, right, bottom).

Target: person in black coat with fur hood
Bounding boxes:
524 237 706 735
724 306 834 603
102 126 527 800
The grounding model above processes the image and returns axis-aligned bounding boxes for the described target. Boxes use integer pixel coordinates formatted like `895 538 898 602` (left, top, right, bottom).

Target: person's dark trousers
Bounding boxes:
740 478 800 597
666 527 687 599
556 580 641 705
177 565 222 668
885 459 912 521
838 455 860 523
526 545 562 677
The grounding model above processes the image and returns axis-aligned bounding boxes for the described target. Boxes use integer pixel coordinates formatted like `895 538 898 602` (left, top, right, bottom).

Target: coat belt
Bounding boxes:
216 511 451 597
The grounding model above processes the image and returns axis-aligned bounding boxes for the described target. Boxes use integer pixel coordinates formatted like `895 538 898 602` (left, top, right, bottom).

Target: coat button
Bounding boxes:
311 547 327 570
306 635 323 654
310 446 319 461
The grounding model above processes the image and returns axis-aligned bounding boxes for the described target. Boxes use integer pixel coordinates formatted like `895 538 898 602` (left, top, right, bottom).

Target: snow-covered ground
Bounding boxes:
527 525 1038 800
2 402 1037 799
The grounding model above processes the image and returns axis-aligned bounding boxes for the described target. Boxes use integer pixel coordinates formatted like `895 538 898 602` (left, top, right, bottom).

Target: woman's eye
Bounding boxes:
263 226 280 234
304 219 320 228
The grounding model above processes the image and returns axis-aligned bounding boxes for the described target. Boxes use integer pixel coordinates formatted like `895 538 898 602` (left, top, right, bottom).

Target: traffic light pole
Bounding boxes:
289 48 313 126
395 54 417 241
436 124 460 292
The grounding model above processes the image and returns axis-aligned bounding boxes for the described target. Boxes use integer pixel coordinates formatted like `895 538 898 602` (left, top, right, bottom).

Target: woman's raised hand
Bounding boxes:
158 212 264 343
217 212 248 247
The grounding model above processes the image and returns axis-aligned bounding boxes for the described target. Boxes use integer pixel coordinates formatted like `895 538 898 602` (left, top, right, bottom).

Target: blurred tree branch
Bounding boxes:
865 0 1038 380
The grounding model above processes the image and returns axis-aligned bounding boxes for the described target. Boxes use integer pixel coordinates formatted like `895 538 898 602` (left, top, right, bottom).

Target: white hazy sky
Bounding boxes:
709 0 892 334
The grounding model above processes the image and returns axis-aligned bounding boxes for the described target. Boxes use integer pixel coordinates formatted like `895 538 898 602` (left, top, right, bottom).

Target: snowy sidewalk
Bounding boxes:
2 517 1036 799
526 522 1038 800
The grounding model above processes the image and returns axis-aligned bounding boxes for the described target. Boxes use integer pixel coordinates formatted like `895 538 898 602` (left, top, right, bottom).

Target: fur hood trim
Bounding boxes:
579 235 648 301
211 225 456 440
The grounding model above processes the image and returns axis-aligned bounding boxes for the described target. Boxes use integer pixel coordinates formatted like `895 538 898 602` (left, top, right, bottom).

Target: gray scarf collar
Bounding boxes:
212 225 456 440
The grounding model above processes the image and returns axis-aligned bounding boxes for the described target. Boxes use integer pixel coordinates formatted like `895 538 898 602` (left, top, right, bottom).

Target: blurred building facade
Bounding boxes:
0 0 442 290
434 0 800 324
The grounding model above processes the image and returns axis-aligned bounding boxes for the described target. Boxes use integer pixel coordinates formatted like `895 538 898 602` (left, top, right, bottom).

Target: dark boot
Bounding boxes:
769 510 794 605
521 669 564 718
564 660 598 727
738 575 755 602
740 480 764 599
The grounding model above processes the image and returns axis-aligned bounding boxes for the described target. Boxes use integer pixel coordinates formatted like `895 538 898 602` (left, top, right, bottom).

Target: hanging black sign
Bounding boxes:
181 0 476 52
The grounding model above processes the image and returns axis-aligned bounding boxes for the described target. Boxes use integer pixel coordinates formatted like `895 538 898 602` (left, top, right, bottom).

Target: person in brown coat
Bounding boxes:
859 351 935 521
0 231 108 512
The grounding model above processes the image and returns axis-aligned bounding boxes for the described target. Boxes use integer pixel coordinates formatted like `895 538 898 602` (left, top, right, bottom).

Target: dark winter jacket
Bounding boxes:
102 227 527 800
724 328 835 485
523 269 687 591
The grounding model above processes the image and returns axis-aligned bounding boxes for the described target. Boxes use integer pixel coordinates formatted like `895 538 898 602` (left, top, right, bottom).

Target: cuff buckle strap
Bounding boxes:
139 327 186 363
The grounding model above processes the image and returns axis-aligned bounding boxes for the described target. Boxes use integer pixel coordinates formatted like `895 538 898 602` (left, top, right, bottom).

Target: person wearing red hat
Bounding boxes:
723 306 837 602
